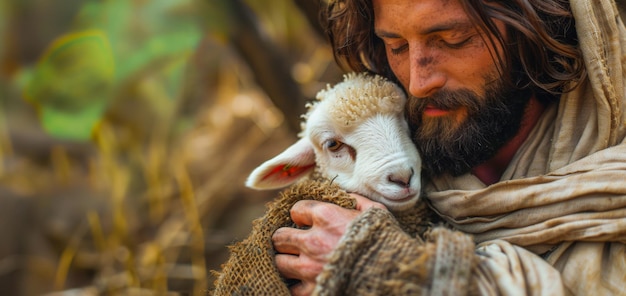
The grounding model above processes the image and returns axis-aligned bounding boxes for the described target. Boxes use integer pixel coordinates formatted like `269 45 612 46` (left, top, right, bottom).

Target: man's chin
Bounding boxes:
414 120 504 177
420 148 475 177
417 116 465 145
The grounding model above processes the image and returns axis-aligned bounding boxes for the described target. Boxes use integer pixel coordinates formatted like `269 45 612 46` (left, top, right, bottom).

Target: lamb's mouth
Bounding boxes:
350 189 419 208
385 193 418 203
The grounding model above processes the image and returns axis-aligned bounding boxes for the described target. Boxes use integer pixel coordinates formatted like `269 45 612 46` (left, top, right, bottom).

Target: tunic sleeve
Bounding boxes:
314 208 480 295
475 240 567 295
312 207 608 296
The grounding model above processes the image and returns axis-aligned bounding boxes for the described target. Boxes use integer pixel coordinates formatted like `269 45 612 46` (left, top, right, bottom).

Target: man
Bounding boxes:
271 0 626 295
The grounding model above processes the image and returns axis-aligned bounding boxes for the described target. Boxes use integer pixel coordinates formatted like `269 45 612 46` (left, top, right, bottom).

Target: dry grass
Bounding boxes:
0 81 300 295
0 2 342 293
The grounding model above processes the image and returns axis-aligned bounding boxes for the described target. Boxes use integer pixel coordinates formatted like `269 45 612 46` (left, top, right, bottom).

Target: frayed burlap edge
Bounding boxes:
210 179 356 295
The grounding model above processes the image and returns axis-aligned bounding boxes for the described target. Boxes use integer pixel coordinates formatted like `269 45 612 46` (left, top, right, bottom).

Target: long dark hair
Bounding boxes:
321 0 585 95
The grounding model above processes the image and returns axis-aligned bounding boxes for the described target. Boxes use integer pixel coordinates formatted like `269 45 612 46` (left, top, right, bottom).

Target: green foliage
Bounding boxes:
24 30 114 140
22 0 202 141
0 0 338 294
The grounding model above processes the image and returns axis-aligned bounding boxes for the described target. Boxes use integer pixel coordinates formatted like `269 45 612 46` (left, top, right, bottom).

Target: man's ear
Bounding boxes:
245 137 317 189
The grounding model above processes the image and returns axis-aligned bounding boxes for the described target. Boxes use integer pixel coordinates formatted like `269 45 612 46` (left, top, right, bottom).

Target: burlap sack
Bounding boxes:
210 178 435 295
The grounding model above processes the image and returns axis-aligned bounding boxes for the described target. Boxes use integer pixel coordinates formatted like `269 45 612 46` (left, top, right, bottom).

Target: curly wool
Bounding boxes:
303 72 406 130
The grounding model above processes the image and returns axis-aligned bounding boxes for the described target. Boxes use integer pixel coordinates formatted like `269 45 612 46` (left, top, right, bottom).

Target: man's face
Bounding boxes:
373 0 530 176
406 76 530 176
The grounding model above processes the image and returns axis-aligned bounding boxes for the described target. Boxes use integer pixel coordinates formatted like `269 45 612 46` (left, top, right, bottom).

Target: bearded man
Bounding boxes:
271 0 626 295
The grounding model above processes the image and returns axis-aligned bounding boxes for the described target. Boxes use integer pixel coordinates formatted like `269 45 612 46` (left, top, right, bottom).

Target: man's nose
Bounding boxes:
408 49 446 98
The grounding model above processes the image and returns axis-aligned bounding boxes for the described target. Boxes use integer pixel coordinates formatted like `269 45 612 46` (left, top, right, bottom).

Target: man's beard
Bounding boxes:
406 78 532 177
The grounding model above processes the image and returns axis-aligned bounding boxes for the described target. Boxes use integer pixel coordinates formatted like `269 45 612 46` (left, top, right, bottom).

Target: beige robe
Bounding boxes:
215 0 626 294
426 0 626 294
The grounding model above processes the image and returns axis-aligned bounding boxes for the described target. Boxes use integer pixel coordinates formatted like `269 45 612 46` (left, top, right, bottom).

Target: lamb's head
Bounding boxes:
246 73 422 211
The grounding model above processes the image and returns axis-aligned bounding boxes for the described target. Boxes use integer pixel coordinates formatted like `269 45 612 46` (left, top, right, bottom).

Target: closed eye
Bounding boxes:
390 43 408 55
442 36 473 49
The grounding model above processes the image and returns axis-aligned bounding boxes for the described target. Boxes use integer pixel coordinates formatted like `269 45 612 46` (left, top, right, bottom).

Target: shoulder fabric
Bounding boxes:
476 241 566 295
547 241 626 294
425 0 626 294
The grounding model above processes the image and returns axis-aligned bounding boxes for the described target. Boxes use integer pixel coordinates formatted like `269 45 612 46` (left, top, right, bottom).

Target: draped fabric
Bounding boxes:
214 1 626 294
424 0 626 293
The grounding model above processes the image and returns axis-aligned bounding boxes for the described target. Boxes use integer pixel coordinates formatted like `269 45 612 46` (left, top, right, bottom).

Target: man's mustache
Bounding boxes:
406 89 484 119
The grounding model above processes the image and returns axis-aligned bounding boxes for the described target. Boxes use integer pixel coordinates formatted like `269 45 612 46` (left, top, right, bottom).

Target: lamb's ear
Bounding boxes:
246 137 317 189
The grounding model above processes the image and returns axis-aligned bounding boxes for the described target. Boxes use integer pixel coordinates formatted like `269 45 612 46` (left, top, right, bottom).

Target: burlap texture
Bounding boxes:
210 179 355 295
315 209 477 296
210 178 435 295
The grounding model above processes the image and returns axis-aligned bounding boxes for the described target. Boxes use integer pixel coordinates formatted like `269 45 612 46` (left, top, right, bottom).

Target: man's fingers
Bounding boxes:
349 193 388 211
291 199 364 229
289 199 324 227
274 253 302 279
271 200 369 296
275 254 321 285
290 280 315 296
273 227 304 255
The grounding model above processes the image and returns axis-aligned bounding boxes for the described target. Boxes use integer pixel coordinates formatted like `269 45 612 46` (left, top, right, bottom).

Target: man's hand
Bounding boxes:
271 194 387 295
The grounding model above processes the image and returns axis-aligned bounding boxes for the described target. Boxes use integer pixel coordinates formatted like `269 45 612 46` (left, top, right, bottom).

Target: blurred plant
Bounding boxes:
17 0 202 142
23 30 115 140
0 0 341 294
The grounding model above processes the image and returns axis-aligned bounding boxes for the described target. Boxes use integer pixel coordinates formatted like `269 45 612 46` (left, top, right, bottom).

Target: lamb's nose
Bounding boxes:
388 167 414 188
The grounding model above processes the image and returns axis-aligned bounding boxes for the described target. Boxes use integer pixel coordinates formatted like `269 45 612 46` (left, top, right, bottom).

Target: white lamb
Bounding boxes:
246 72 421 211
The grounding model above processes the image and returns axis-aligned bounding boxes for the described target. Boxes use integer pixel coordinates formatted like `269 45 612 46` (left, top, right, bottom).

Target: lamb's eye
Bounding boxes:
325 139 343 152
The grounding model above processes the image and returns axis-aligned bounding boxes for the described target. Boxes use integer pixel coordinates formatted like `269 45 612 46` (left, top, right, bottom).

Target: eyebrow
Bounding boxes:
376 20 475 39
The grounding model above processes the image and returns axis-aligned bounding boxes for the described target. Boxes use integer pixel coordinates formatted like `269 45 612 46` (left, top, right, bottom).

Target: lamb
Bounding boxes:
246 72 422 211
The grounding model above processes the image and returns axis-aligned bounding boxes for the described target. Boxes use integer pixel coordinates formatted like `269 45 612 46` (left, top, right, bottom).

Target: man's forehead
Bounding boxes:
375 19 476 37
373 0 476 38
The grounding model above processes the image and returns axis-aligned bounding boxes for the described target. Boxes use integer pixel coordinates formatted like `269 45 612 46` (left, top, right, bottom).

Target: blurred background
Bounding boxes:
0 0 343 294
